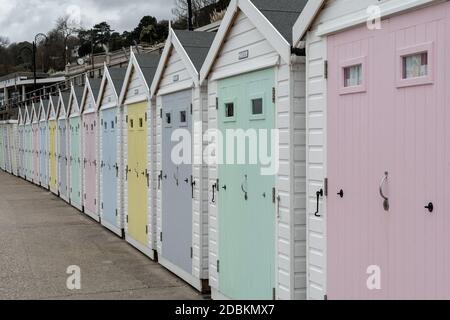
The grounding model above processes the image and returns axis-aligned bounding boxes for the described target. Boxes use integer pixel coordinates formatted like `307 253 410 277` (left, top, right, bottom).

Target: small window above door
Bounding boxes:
339 56 367 95
224 101 236 122
402 52 428 79
250 96 265 121
344 65 362 87
164 112 172 128
180 111 187 123
179 110 188 127
397 42 434 88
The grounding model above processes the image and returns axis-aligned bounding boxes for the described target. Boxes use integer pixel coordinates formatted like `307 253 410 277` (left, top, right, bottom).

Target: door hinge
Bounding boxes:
216 260 220 273
115 209 118 216
272 187 276 203
145 112 147 122
160 232 163 242
101 202 103 209
273 288 276 300
272 87 276 104
215 97 219 110
190 247 193 259
145 225 148 234
126 216 129 223
126 115 128 123
324 60 328 79
324 178 328 196
160 108 162 119
190 103 193 115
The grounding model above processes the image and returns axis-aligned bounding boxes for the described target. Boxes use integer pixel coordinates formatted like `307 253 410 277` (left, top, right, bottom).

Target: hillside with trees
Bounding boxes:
0 0 229 77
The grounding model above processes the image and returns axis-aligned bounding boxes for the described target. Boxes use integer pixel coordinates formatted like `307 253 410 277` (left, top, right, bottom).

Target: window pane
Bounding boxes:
344 64 362 87
180 111 187 123
403 52 428 79
225 103 234 118
252 98 263 115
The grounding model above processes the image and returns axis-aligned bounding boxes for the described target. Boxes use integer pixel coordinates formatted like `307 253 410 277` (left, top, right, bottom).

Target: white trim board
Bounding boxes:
293 0 441 45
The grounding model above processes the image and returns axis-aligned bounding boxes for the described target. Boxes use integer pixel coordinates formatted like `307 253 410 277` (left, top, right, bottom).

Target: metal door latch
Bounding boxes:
314 189 324 217
425 202 434 213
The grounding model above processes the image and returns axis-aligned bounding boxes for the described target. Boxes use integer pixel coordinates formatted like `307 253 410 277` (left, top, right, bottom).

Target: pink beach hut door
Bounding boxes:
327 4 449 300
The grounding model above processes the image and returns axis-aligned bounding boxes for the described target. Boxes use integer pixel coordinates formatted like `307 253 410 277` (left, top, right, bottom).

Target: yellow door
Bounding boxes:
127 102 148 246
49 120 57 191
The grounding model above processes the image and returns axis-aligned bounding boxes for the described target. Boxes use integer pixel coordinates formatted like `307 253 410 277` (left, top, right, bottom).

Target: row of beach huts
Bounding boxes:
1 0 450 300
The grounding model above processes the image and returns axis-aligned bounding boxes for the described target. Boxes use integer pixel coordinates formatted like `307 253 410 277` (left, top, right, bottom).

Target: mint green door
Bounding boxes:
218 68 276 300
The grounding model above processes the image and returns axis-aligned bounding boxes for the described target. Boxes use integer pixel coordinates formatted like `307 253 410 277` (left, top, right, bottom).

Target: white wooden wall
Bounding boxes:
207 10 307 300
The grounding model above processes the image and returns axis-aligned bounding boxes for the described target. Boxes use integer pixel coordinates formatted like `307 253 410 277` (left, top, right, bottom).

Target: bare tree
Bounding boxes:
172 0 218 28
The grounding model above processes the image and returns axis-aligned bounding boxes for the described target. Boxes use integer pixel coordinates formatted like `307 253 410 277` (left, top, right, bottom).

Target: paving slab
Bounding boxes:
0 171 204 300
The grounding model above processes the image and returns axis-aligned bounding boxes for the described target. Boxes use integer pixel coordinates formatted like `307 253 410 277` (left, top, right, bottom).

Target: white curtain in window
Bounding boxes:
345 64 362 87
404 53 427 79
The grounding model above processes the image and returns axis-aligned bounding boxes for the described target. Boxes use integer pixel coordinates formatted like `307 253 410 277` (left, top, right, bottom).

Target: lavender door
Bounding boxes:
83 113 97 216
161 90 193 274
327 4 449 299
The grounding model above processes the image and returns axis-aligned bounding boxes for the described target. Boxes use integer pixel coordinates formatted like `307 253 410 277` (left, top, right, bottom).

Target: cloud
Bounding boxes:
0 0 174 43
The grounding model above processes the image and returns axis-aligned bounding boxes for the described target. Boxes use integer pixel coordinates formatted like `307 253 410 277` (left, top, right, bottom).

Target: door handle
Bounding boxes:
314 189 324 217
379 171 389 211
212 182 218 203
425 202 434 213
241 175 248 201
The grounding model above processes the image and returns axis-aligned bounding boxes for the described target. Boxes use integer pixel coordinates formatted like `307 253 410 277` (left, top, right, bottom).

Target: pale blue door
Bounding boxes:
101 108 118 227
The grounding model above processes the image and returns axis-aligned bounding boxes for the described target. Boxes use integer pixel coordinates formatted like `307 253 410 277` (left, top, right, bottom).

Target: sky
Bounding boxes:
0 0 174 43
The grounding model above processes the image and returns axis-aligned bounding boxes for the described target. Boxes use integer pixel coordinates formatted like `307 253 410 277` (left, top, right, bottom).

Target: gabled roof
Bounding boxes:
174 30 216 71
68 84 85 116
151 28 215 96
57 90 70 118
109 67 127 96
97 64 127 107
48 95 59 120
252 0 307 44
31 102 39 123
39 98 50 121
80 75 103 113
25 103 32 124
119 50 161 105
18 106 24 125
200 0 307 83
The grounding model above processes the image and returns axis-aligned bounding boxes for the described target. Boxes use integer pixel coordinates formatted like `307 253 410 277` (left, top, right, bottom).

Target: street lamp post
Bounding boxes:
32 33 48 91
